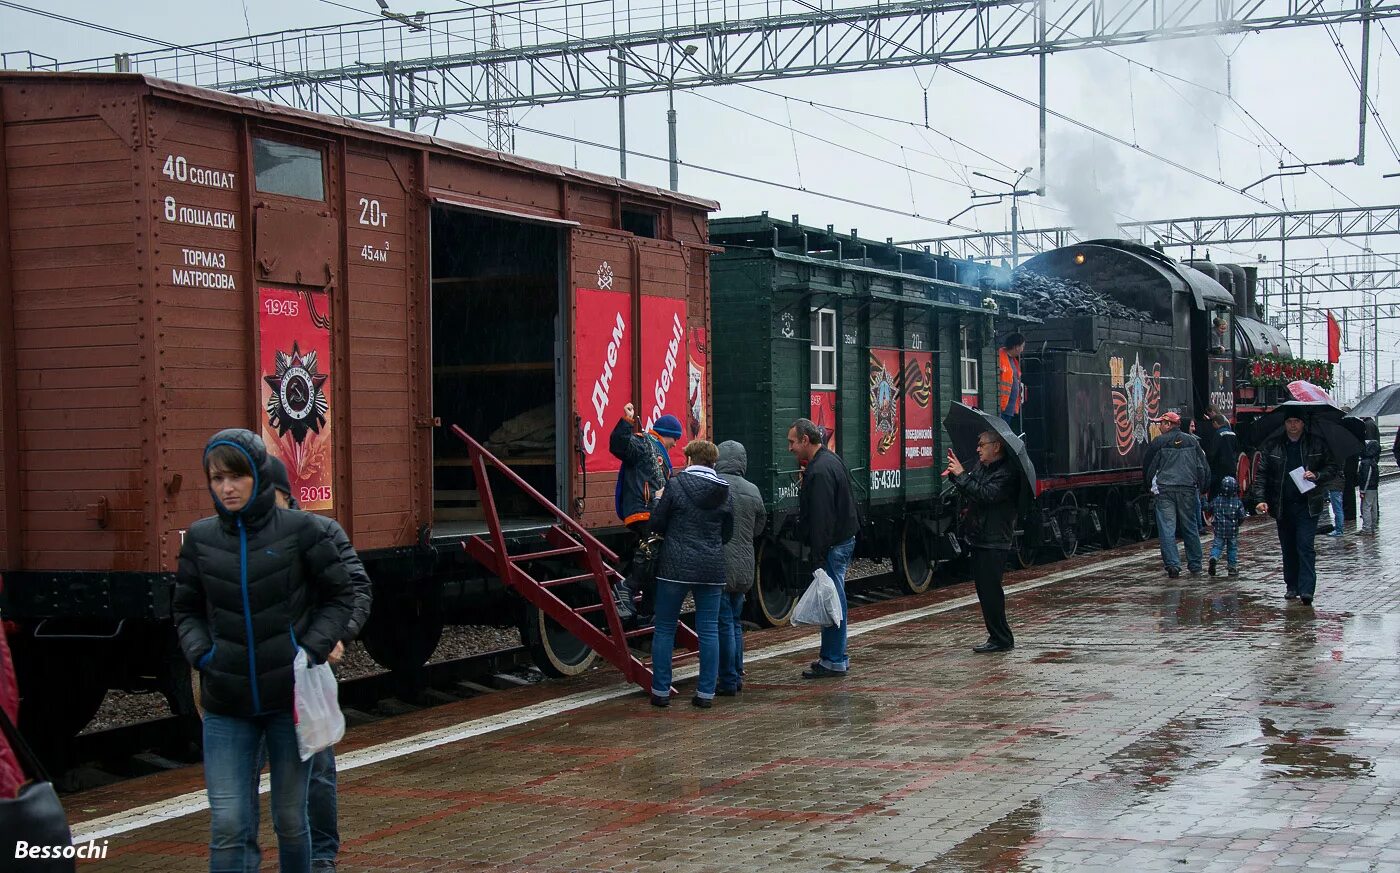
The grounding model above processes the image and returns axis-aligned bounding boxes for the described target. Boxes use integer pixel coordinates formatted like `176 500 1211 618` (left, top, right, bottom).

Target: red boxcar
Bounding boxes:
0 72 716 739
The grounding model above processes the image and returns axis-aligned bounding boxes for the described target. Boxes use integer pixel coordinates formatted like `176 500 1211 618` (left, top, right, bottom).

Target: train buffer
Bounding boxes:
449 425 699 695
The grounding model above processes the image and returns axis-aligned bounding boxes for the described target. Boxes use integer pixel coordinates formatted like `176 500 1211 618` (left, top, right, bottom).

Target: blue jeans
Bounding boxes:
1155 487 1203 571
1328 490 1344 534
1278 503 1318 599
717 591 746 692
818 537 857 672
309 746 338 864
651 580 722 699
1209 534 1238 567
203 710 312 873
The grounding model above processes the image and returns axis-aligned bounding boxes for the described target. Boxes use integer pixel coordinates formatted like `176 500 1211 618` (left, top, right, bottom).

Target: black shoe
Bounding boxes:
1285 590 1299 600
1189 568 1203 578
715 687 739 696
1227 567 1238 577
1209 558 1217 576
1300 596 1313 606
691 695 712 709
650 693 670 707
802 663 846 679
1167 566 1181 578
972 641 1013 654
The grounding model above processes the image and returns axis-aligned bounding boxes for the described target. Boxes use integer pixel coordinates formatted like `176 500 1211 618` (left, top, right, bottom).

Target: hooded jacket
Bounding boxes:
953 457 1020 550
610 415 673 527
649 466 733 586
287 491 372 642
715 441 768 593
173 429 355 717
1143 428 1209 491
1358 438 1381 491
1248 429 1340 519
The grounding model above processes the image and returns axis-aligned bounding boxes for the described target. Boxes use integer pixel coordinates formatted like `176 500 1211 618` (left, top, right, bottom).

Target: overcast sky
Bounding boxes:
6 0 1400 401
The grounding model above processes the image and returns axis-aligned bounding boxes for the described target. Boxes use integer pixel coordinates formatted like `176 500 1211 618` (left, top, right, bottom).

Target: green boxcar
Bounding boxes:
709 214 1024 624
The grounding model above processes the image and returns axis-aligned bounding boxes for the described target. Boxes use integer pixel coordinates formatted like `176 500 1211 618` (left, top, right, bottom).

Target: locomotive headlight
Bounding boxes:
1074 252 1086 265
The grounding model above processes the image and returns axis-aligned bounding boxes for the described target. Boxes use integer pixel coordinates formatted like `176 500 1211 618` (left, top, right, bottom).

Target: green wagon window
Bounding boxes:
811 308 837 389
253 138 326 201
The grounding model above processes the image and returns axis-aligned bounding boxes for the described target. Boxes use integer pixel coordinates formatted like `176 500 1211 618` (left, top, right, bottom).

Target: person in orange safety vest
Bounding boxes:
997 332 1026 429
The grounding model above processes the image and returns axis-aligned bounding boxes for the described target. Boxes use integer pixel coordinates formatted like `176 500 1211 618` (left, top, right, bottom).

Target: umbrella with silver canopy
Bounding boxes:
943 402 1037 508
1348 383 1400 419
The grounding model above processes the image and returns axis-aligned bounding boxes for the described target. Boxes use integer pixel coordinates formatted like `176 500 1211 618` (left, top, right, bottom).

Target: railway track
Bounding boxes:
53 644 535 793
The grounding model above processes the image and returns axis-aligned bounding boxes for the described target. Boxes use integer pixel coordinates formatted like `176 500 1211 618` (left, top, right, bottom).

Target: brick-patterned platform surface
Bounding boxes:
76 482 1400 871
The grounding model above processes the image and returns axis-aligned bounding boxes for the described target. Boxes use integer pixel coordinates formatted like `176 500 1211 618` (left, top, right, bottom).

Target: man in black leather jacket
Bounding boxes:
946 431 1021 653
1249 413 1341 606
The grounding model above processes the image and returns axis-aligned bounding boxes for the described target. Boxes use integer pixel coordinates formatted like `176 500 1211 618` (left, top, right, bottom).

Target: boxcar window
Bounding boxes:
811 308 837 389
960 325 979 393
253 138 325 201
621 208 658 238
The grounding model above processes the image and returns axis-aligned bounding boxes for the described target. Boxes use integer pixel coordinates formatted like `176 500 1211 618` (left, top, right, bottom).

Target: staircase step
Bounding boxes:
510 545 585 562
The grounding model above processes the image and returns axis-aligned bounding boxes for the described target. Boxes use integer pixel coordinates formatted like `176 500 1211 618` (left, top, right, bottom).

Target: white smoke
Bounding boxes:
1049 132 1132 239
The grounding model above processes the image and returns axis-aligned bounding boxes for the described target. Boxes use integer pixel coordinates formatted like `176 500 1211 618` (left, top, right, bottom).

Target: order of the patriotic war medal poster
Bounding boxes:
264 342 330 443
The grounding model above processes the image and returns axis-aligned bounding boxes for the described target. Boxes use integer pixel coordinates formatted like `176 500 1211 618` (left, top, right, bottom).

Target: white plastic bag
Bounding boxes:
790 568 844 628
293 648 345 762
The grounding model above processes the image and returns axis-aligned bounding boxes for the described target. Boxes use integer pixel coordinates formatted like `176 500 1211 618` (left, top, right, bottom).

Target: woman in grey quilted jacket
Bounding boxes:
646 440 733 710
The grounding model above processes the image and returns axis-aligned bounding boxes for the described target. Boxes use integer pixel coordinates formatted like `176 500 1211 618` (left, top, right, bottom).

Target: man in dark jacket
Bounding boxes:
715 440 767 694
268 458 370 872
787 419 859 678
610 404 682 621
1143 412 1210 577
1250 412 1341 605
173 428 355 873
946 431 1021 652
1206 414 1240 498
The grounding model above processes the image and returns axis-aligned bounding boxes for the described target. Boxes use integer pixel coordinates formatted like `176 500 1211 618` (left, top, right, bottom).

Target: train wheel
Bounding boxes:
361 595 445 673
1235 451 1252 496
1127 494 1155 541
894 520 935 595
1101 487 1126 548
1013 507 1042 569
749 537 798 626
525 604 599 678
1055 491 1080 559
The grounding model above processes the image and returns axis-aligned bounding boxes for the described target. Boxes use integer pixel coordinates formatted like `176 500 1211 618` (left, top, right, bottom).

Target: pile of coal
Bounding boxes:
1012 270 1153 322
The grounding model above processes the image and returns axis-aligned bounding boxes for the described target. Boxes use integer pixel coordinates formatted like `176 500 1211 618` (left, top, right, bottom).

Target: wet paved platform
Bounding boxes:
70 480 1400 871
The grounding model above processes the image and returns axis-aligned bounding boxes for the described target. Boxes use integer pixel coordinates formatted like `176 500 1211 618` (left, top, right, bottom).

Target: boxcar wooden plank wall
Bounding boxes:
344 144 419 548
4 84 148 571
0 90 15 569
570 228 633 529
146 99 250 569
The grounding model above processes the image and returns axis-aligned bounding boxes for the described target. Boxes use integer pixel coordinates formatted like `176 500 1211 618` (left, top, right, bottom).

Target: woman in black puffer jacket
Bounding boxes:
646 439 733 710
173 428 354 873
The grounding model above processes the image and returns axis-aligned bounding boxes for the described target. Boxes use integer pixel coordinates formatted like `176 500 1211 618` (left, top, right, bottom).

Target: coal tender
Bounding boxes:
1010 239 1287 559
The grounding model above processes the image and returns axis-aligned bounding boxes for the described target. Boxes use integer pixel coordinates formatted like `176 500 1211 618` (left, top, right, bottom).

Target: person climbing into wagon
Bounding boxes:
610 403 684 623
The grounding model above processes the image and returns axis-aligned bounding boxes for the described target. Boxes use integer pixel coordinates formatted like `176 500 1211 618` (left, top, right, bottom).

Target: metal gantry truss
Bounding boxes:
909 204 1400 261
18 0 1400 124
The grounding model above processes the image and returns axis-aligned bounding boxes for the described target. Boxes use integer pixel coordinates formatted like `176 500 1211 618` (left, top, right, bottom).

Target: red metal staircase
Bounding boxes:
449 425 699 694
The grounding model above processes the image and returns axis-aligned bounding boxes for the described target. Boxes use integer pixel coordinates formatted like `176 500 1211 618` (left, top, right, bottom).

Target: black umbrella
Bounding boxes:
943 402 1037 506
1348 383 1400 419
1249 400 1364 460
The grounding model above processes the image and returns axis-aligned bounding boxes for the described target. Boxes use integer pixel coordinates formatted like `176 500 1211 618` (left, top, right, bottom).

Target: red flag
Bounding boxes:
1326 310 1341 364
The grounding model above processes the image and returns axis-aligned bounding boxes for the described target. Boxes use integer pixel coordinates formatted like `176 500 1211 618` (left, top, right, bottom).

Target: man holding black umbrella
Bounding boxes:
1251 411 1341 606
945 431 1021 653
